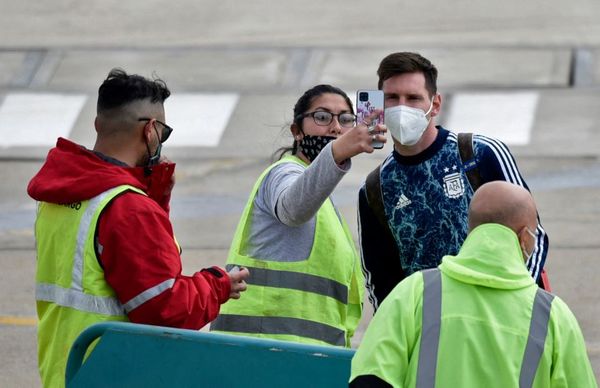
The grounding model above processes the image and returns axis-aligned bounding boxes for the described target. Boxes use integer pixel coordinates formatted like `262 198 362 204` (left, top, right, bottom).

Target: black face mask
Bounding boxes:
145 127 163 167
297 134 336 162
143 128 162 176
146 141 162 167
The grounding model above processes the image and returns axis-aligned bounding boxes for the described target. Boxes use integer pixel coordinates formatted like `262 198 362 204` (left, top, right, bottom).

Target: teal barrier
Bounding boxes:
66 322 355 387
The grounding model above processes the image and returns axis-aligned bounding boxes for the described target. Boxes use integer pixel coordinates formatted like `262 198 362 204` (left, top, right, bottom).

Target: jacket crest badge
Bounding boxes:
443 172 465 199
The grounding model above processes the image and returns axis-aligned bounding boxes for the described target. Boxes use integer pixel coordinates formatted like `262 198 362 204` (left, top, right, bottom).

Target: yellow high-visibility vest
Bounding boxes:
212 155 364 347
35 185 144 388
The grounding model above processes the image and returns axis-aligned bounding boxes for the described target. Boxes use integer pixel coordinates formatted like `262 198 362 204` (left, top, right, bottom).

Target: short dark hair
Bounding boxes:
377 52 438 96
97 68 171 113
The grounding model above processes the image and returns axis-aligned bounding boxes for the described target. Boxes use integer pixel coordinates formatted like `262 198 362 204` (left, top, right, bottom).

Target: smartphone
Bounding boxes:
356 90 385 149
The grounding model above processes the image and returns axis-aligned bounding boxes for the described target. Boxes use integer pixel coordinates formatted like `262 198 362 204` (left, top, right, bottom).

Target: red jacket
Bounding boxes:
28 138 231 329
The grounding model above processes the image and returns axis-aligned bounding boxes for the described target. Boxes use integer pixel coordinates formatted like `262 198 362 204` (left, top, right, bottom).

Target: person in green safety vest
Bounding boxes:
350 181 597 387
28 68 249 388
211 84 387 347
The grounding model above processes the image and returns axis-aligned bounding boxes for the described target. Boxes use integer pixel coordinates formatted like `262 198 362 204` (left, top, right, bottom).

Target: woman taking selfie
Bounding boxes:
211 84 386 347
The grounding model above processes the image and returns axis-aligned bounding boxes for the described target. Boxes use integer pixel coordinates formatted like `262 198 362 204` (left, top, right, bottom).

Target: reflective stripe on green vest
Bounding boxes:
35 185 144 388
211 155 360 347
416 269 555 388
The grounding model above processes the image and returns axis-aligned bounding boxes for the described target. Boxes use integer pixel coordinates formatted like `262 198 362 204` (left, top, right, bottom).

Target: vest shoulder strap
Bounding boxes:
416 268 442 388
457 132 483 192
519 288 555 387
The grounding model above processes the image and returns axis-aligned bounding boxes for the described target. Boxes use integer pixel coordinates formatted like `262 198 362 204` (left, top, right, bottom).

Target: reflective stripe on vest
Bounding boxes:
35 189 125 316
416 269 555 388
36 283 125 316
519 289 555 388
416 269 442 388
210 314 346 346
225 264 348 304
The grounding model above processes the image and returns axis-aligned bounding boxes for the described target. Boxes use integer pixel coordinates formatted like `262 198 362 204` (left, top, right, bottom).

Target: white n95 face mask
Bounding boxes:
385 99 434 146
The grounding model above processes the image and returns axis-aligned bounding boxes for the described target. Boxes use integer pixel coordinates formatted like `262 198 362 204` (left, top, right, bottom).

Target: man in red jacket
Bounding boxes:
28 68 249 387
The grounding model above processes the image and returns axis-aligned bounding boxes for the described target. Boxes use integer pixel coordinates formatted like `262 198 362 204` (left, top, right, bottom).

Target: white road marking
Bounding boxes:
0 93 87 147
0 92 239 149
165 93 239 147
444 92 539 145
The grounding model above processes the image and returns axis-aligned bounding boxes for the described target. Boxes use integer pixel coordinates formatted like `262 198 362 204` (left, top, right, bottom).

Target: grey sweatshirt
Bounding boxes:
243 142 351 262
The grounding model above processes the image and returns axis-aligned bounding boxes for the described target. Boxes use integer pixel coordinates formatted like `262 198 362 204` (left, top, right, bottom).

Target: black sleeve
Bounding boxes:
350 374 393 388
476 137 549 284
358 186 404 310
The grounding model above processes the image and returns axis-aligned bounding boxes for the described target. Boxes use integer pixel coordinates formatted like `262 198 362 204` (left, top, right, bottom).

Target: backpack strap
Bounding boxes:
365 165 404 288
365 165 394 238
457 132 483 192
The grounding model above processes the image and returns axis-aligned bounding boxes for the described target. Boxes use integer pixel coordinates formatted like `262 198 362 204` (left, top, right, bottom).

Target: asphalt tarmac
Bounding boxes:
1 1 599 385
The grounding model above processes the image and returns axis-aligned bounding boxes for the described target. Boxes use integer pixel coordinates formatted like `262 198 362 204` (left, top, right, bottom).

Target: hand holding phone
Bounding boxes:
228 266 250 299
357 90 385 149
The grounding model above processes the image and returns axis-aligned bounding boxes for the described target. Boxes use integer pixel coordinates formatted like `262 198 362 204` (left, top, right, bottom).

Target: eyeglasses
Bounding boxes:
297 111 356 128
138 118 173 143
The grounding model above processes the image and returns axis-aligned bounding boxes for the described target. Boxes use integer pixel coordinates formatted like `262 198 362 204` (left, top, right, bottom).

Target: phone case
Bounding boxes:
356 90 385 149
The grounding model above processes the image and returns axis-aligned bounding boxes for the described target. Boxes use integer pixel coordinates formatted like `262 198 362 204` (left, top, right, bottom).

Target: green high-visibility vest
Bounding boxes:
212 155 363 347
351 225 598 387
35 185 144 388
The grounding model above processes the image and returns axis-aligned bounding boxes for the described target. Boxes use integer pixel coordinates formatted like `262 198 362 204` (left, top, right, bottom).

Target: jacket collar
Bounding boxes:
439 224 535 290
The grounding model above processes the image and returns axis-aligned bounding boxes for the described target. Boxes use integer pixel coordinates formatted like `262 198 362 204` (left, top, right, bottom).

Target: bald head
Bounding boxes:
468 181 538 235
